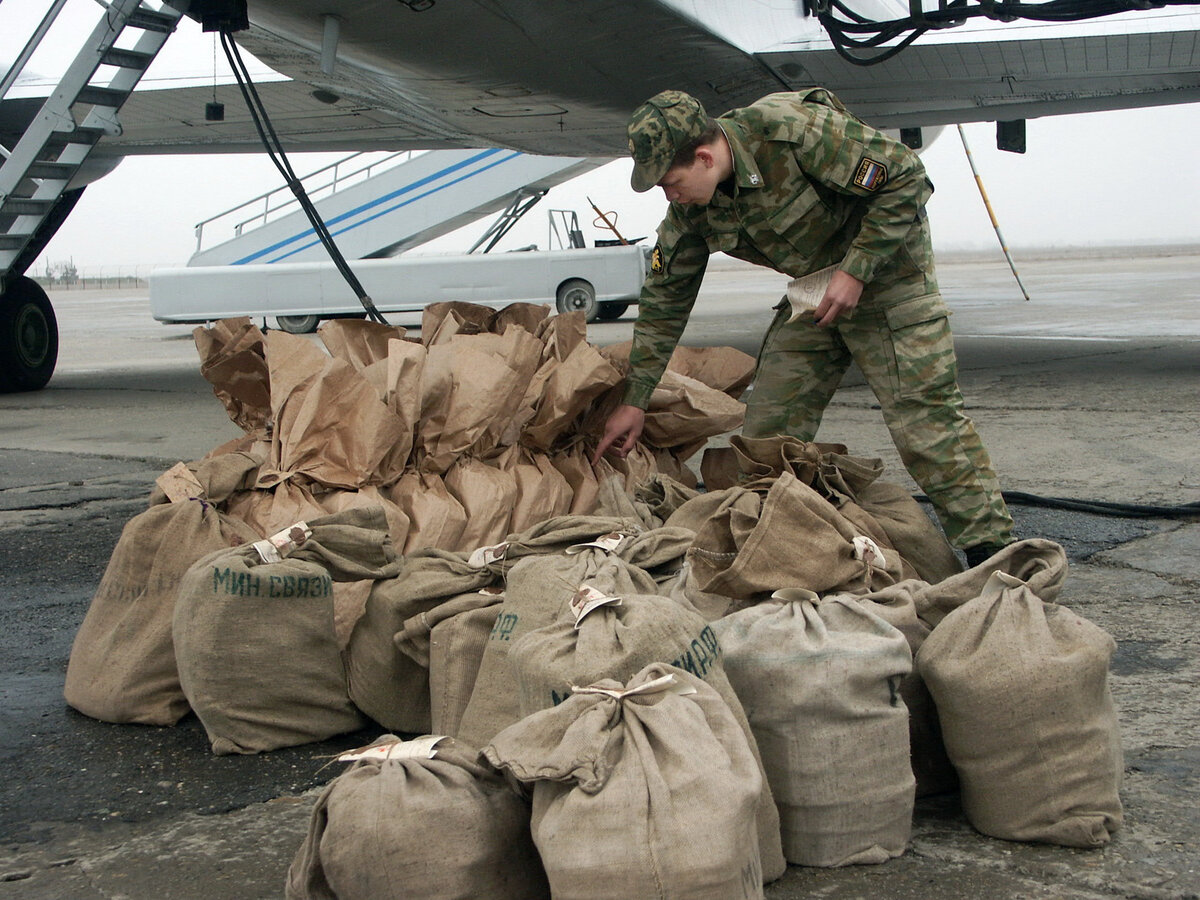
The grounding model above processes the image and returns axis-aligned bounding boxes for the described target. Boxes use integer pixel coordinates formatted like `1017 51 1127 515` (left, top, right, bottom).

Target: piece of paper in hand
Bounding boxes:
786 265 837 322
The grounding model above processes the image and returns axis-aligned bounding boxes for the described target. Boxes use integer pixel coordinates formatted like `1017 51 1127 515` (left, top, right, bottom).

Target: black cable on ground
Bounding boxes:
219 30 389 325
914 491 1200 520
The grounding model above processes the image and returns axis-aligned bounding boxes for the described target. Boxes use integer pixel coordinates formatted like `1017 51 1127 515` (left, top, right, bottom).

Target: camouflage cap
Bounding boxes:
627 90 709 193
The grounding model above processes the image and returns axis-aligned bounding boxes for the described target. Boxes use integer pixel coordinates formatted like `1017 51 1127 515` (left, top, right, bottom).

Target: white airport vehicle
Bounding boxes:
149 241 649 330
147 147 646 329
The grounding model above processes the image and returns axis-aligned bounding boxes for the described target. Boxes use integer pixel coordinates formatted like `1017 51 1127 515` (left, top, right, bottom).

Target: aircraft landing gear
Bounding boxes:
0 276 58 393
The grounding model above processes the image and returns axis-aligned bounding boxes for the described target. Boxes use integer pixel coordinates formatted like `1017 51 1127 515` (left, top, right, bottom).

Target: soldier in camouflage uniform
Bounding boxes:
593 88 1014 565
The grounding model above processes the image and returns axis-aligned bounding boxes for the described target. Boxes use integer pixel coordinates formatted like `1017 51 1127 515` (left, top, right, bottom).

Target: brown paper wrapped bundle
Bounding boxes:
664 344 756 398
317 318 407 371
601 340 756 400
493 300 552 335
500 445 575 534
395 586 506 737
286 735 549 900
483 666 768 899
417 330 542 548
257 332 409 490
370 338 426 485
715 590 915 867
686 471 906 602
641 369 746 451
225 478 329 540
173 507 400 755
548 443 602 514
443 457 519 552
193 316 271 437
344 549 494 734
523 339 623 452
918 568 1124 847
389 469 468 554
421 300 502 344
65 462 261 726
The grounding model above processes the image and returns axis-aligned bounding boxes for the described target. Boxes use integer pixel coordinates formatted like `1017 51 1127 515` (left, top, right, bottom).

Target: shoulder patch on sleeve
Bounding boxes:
650 244 666 275
853 156 888 191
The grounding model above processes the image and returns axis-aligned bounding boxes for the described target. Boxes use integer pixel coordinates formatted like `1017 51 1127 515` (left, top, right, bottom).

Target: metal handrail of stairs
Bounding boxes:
193 150 420 253
0 0 187 286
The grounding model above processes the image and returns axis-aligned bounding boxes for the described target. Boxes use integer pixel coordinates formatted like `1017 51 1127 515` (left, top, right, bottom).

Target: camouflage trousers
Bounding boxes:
742 292 1014 550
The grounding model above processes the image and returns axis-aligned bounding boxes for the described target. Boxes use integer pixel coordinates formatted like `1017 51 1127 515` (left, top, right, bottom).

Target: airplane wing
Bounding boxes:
7 1 1197 159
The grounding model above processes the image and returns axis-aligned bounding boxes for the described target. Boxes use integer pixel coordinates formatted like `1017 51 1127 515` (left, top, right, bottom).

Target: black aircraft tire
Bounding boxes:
276 314 321 334
0 276 58 393
555 278 598 322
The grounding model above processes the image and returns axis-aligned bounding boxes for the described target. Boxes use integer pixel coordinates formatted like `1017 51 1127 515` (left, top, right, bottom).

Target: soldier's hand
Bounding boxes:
592 404 646 463
814 270 864 326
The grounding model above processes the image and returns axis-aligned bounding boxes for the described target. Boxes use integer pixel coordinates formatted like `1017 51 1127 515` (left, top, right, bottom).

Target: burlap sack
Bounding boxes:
483 666 765 900
65 489 259 726
917 569 1124 847
686 471 905 601
825 580 956 798
592 472 662 529
466 514 643 578
286 735 549 900
395 587 506 738
914 538 1067 627
634 473 701 524
510 591 787 882
315 486 411 551
455 544 659 749
714 590 914 866
344 549 494 734
854 479 962 584
174 508 400 754
146 452 261 508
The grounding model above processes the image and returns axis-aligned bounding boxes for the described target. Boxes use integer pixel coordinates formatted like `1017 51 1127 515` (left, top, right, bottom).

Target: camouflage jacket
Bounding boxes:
624 88 939 408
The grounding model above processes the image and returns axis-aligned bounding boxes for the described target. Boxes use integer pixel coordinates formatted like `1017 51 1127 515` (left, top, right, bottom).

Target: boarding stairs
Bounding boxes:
188 149 607 267
0 0 187 286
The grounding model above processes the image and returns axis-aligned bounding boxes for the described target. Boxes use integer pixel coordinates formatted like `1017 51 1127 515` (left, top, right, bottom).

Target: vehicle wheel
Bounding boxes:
555 278 597 322
276 314 321 334
0 276 58 393
597 301 630 321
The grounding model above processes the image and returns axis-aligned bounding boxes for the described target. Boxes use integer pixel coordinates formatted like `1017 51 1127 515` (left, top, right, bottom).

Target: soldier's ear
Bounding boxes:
694 146 715 169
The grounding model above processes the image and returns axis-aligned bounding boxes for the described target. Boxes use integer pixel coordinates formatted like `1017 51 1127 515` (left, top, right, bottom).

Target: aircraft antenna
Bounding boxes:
956 124 1031 302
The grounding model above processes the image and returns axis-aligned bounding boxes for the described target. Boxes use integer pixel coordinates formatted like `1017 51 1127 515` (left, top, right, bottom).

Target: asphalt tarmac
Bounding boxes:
0 247 1197 899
